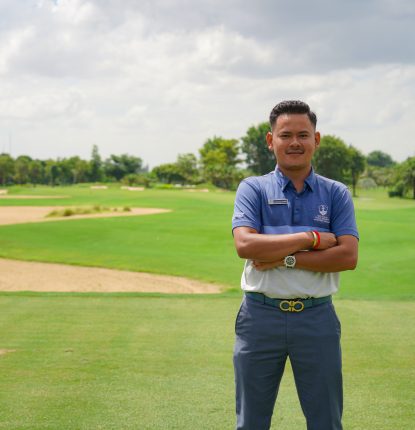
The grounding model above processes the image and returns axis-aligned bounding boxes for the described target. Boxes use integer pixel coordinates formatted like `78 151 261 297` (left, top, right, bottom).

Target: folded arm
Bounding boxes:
294 235 358 272
233 226 337 262
234 227 358 273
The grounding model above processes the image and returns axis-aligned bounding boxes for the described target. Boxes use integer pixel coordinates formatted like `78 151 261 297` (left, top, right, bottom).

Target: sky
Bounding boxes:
0 0 414 167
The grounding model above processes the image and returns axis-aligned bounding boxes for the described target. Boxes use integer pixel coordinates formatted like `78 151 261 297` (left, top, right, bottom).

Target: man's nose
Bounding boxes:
289 138 301 146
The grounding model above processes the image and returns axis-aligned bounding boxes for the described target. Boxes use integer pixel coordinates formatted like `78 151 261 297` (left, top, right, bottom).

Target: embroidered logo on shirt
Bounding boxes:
314 204 330 223
319 205 328 216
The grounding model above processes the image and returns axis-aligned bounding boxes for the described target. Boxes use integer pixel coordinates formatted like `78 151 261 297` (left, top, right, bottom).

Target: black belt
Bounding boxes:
245 292 332 312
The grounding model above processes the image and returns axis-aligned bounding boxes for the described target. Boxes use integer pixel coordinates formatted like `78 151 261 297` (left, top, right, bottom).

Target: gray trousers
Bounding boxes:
234 295 342 430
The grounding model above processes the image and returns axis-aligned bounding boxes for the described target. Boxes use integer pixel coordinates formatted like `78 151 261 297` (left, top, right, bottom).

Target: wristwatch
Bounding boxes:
284 255 296 269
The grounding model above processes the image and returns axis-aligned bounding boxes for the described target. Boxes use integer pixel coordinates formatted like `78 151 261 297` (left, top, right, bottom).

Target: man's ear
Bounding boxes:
314 131 321 149
266 131 273 152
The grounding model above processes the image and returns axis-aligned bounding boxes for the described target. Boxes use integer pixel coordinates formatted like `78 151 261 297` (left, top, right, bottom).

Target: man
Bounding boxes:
232 100 359 430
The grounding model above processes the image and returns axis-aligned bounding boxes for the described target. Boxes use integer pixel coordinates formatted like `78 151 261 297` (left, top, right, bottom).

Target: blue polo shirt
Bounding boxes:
232 167 359 298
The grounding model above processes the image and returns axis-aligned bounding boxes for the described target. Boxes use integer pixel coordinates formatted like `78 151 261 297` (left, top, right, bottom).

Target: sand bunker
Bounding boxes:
0 206 170 226
185 188 210 192
120 186 145 191
0 195 69 199
0 258 222 294
0 349 16 356
0 206 222 294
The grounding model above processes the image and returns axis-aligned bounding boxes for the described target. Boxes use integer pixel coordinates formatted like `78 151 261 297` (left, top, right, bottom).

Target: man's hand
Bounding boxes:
252 259 284 271
296 235 358 272
315 232 338 250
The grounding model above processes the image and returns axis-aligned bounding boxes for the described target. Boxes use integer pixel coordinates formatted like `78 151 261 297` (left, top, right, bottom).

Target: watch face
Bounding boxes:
285 255 296 268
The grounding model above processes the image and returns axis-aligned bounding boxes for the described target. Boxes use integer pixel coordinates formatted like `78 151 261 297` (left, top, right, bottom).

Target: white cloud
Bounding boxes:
50 0 98 25
0 26 35 74
0 0 413 165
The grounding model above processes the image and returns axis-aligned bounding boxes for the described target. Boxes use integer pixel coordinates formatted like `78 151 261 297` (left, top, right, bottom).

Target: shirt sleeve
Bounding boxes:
232 178 262 233
330 184 359 239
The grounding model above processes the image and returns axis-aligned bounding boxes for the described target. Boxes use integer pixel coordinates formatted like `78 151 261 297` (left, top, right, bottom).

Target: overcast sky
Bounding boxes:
0 0 414 167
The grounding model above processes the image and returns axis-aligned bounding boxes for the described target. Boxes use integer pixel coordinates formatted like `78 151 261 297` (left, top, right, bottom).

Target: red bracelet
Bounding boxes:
312 230 320 249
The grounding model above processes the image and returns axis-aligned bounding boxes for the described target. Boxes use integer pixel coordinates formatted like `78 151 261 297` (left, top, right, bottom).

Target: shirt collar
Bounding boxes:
274 166 316 192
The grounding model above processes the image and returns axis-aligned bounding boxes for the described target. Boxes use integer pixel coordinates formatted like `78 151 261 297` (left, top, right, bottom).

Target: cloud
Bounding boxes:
0 26 35 74
0 87 86 121
3 0 414 81
0 0 413 165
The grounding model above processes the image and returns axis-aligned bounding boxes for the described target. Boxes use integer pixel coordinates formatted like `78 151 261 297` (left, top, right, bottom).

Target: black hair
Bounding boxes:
269 100 317 129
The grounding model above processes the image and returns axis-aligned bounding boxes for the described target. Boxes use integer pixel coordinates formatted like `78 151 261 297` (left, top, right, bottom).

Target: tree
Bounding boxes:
389 157 415 199
402 157 415 198
121 173 152 187
67 156 89 184
176 153 199 183
313 135 351 183
199 136 242 189
104 154 143 181
0 153 14 186
44 160 60 186
55 158 74 184
28 159 45 185
348 145 366 197
367 150 395 168
241 122 275 175
152 153 200 185
152 163 186 184
14 155 32 184
366 165 395 187
89 145 103 182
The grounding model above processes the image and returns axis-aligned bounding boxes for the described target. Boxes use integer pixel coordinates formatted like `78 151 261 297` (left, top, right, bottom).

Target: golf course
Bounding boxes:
0 185 414 429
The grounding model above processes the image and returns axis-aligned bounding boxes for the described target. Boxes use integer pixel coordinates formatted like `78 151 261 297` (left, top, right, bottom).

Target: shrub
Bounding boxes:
63 208 74 217
388 181 405 198
357 177 377 189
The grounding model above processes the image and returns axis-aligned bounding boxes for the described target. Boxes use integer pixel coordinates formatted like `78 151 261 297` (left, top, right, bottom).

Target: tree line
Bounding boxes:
0 146 147 187
0 123 414 199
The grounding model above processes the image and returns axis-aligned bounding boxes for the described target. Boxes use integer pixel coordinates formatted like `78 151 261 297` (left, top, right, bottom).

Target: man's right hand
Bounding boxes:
315 232 337 250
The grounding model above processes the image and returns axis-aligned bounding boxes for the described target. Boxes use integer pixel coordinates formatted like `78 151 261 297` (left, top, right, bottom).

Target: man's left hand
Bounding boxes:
252 259 284 271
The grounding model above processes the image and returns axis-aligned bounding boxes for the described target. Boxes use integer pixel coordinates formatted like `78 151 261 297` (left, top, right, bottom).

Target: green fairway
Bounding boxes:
0 186 414 299
0 186 241 288
0 293 413 430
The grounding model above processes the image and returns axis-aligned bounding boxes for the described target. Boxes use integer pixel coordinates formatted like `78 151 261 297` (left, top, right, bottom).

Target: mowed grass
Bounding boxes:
0 185 414 298
0 294 413 430
0 185 414 429
0 186 240 288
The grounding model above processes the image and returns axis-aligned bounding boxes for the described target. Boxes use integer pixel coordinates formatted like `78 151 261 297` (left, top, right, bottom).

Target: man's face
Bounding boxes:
266 113 320 174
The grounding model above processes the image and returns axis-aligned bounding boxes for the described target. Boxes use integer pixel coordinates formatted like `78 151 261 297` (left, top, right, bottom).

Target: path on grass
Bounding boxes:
0 258 223 294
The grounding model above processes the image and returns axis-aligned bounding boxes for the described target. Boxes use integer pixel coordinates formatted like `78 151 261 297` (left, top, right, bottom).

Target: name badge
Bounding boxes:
268 199 288 205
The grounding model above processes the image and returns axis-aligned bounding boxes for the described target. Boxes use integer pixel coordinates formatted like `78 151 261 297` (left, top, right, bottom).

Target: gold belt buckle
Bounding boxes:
279 300 304 312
